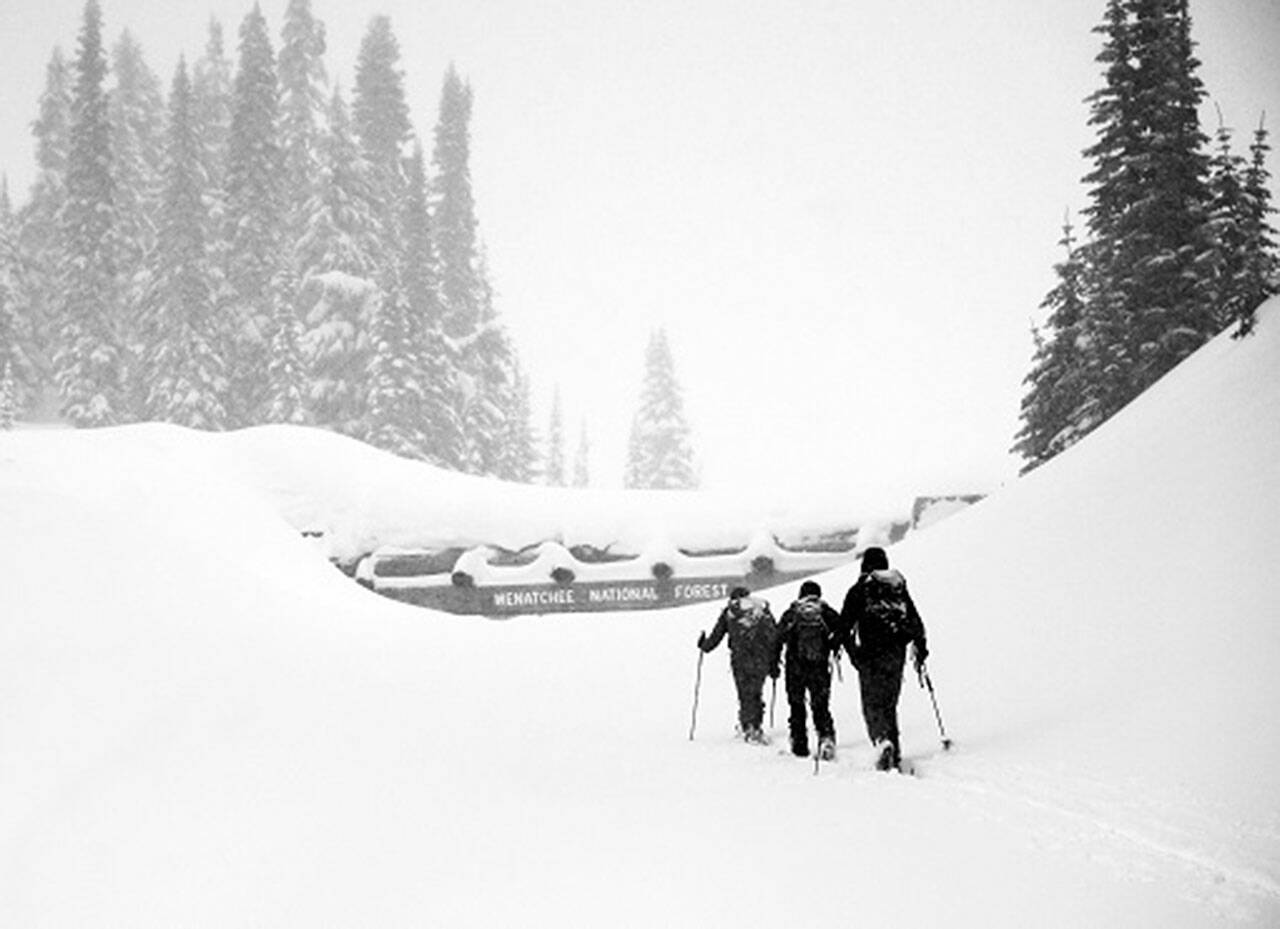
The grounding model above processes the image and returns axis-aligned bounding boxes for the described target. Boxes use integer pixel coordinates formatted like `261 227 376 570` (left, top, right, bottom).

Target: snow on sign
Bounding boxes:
361 537 863 617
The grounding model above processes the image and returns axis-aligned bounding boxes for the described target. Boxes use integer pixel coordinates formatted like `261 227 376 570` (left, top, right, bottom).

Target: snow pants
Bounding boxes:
857 645 906 756
785 660 834 751
731 662 768 734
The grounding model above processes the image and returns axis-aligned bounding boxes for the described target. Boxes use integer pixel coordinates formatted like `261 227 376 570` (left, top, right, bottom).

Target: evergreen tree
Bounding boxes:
495 359 538 483
108 31 164 283
263 277 309 424
1 184 36 419
363 279 427 457
223 3 283 424
139 59 228 429
55 0 122 426
1080 0 1214 406
278 0 327 264
353 16 410 203
109 30 166 417
544 385 566 486
1012 215 1089 472
402 141 461 467
18 47 73 384
191 18 234 339
625 328 697 489
0 361 14 429
572 418 590 487
1234 117 1279 336
464 245 519 475
1204 115 1250 333
296 85 381 436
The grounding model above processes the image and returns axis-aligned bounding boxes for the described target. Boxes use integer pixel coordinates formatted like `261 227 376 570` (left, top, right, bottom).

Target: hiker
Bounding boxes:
698 586 777 743
840 547 929 771
772 579 841 759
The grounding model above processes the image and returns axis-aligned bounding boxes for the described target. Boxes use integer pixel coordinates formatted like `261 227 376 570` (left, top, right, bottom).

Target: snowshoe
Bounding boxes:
818 738 836 762
791 741 810 758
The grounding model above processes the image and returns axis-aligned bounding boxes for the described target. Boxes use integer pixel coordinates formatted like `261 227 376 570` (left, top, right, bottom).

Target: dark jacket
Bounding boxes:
772 595 841 672
840 568 928 662
701 595 777 673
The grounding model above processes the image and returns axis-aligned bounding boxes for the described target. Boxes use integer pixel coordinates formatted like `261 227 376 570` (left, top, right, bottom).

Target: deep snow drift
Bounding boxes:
2 300 1279 928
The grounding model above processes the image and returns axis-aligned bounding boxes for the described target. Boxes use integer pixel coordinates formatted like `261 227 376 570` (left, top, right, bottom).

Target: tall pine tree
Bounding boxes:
278 0 327 277
625 328 697 489
109 30 166 418
223 3 283 425
55 0 122 426
139 59 228 429
572 418 590 487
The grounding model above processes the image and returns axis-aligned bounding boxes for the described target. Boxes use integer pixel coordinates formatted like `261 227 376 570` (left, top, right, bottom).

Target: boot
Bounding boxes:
818 737 836 761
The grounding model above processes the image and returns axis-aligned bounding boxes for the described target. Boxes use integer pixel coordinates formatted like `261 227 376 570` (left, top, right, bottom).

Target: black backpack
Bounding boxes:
862 568 910 640
791 597 830 662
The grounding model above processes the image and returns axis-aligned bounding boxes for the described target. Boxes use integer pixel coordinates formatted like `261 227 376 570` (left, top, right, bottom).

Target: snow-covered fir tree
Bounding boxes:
1235 118 1279 336
1 180 36 420
544 385 565 486
431 66 514 474
363 278 427 457
352 14 410 264
1015 0 1235 470
464 245 519 475
494 359 538 483
263 274 309 425
138 59 228 429
223 3 284 425
278 0 327 275
1080 0 1214 402
108 30 166 418
1204 116 1252 334
18 48 72 380
296 85 381 437
0 361 15 429
625 328 697 489
192 19 232 236
55 0 123 426
1012 215 1088 473
572 418 590 487
401 141 461 467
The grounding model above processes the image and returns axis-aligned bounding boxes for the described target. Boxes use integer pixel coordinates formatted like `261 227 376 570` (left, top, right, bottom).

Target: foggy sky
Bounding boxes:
1 0 1276 507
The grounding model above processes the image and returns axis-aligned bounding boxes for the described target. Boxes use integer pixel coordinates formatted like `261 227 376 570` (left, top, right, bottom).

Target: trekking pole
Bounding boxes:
919 667 953 751
689 646 705 741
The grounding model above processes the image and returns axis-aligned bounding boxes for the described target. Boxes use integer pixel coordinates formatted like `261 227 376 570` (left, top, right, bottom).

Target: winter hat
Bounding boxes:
860 547 889 573
729 586 750 600
799 580 821 598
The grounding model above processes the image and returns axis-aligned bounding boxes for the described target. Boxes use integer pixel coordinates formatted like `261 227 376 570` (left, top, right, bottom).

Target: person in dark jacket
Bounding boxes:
840 547 929 771
772 579 841 759
699 586 777 744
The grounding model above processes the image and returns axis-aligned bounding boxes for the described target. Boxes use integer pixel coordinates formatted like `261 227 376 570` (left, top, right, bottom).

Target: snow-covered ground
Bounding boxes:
2 300 1279 928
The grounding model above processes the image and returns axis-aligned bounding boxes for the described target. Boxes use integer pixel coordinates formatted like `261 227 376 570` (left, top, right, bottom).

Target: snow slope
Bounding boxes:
2 300 1278 927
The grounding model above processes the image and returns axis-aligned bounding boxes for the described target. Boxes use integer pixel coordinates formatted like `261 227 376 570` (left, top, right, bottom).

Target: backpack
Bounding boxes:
791 597 830 663
730 597 775 651
862 569 911 640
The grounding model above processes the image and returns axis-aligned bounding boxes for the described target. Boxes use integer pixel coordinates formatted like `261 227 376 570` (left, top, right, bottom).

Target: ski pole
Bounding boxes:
921 668 953 751
689 646 705 741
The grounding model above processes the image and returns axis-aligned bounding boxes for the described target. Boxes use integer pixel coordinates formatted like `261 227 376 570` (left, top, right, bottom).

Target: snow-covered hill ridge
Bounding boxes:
0 299 1277 927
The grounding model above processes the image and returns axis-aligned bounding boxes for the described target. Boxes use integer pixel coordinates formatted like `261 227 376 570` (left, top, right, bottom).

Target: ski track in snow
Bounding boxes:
840 747 1280 922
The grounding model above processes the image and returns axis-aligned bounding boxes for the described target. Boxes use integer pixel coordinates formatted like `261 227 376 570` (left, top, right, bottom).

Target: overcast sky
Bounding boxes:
1 0 1277 506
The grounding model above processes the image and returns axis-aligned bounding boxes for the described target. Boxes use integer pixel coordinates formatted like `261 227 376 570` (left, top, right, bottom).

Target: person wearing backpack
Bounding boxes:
839 547 929 771
698 586 778 744
771 580 842 759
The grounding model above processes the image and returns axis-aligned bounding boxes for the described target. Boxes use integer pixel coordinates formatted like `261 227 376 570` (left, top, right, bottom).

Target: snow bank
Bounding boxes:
2 300 1279 927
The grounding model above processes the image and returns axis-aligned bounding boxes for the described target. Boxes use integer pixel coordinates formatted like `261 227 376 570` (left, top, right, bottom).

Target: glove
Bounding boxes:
697 631 707 651
913 642 929 673
848 645 863 671
769 665 780 680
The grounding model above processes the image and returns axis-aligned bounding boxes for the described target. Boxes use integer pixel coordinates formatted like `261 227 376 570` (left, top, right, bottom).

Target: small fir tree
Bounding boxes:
625 329 697 489
544 385 565 486
1235 117 1279 336
572 419 590 487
